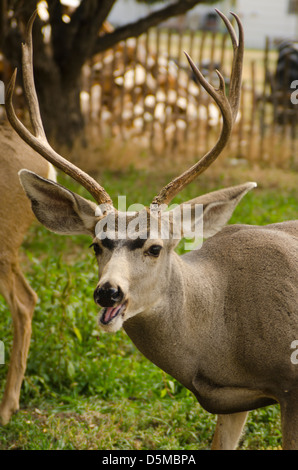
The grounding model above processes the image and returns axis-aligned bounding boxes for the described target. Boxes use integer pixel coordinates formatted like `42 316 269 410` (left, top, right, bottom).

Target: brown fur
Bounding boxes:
0 124 55 424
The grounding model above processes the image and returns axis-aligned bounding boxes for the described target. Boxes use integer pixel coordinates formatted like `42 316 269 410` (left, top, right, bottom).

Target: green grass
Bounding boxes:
0 166 297 450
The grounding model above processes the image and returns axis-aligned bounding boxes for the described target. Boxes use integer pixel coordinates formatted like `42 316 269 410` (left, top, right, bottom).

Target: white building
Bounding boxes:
108 0 163 26
108 0 298 49
223 0 298 49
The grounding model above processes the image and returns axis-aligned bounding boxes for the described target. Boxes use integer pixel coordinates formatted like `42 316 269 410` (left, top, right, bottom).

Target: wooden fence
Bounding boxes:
81 28 298 168
1 28 297 168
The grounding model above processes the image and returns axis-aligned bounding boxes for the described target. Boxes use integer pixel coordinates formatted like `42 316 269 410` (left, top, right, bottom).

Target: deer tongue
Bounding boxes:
102 304 124 324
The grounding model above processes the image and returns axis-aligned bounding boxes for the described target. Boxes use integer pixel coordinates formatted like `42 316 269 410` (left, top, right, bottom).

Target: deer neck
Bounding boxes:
123 251 219 392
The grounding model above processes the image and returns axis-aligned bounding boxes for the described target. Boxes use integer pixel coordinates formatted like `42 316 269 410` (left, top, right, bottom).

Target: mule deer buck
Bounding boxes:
3 10 298 449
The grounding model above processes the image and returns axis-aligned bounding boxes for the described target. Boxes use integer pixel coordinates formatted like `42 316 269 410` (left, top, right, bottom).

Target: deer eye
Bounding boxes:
146 245 162 257
89 243 102 256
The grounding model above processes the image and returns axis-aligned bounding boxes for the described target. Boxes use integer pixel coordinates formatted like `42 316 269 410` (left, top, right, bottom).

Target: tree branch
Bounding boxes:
48 0 66 68
93 0 210 55
60 0 116 81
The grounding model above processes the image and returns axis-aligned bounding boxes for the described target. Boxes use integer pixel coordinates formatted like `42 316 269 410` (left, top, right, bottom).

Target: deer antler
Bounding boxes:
151 10 244 207
5 11 113 207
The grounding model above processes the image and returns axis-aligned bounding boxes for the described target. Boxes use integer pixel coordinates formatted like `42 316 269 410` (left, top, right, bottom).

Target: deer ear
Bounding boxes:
19 169 98 236
201 182 257 238
178 182 257 239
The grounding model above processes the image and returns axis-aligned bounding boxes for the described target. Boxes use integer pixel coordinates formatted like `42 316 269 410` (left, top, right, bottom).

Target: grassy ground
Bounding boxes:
0 163 297 450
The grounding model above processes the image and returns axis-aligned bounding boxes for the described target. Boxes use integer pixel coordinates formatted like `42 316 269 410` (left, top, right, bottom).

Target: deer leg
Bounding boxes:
280 392 298 450
0 262 37 425
211 412 248 450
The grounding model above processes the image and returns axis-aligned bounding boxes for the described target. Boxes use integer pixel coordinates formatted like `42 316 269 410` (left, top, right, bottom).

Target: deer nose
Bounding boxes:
93 282 124 307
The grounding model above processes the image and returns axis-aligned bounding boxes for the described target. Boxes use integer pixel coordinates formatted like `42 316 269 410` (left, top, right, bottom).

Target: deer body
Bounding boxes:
124 221 298 415
4 10 298 449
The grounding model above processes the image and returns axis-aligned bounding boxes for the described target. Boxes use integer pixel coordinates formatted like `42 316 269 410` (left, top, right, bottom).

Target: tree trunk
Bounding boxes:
2 0 209 149
33 58 84 149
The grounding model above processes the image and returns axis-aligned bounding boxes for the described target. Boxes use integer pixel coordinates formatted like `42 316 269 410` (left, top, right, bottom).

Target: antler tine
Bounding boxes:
216 10 244 121
5 11 113 207
151 10 243 207
21 11 47 141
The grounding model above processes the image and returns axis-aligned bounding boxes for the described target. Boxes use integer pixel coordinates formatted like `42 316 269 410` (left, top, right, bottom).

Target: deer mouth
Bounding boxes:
100 302 127 325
